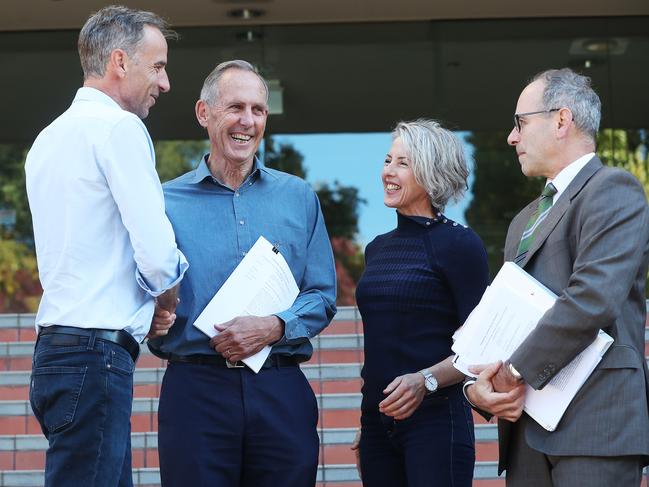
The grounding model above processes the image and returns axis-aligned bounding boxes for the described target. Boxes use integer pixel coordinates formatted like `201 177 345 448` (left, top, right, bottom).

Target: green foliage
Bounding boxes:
598 128 649 297
154 140 210 183
0 143 32 241
598 129 649 199
464 131 544 277
315 182 366 240
263 137 307 179
0 240 41 312
263 136 366 304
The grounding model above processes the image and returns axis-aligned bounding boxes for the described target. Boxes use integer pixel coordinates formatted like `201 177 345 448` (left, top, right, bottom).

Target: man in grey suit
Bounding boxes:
465 68 649 486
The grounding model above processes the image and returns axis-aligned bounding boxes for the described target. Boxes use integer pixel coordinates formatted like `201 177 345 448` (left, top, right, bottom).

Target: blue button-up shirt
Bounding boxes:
149 157 337 360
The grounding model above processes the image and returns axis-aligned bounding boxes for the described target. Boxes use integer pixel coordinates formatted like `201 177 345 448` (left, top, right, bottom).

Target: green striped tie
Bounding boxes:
515 183 558 265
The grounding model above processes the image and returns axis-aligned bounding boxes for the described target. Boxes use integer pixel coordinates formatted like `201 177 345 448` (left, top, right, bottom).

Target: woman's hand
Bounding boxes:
379 373 426 420
350 429 362 479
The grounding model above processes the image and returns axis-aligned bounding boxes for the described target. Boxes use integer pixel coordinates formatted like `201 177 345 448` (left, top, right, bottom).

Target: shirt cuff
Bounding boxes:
462 379 493 422
136 251 189 297
462 379 478 408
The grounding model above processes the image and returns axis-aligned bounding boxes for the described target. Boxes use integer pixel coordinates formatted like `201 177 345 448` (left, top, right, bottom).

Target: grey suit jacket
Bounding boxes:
498 156 649 474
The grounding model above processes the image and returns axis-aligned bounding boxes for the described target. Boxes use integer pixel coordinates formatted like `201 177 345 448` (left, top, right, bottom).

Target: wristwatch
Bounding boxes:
419 369 438 394
506 360 523 382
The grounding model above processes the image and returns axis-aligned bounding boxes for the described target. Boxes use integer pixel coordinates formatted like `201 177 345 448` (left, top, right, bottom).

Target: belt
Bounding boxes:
167 353 299 369
38 325 140 362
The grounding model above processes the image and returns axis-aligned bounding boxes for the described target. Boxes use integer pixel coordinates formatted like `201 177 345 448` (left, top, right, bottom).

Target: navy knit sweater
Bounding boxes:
356 211 489 411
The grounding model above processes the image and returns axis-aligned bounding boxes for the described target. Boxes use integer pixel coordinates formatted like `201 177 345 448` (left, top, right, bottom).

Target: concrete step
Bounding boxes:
0 363 364 403
0 461 506 486
0 423 500 469
0 307 363 340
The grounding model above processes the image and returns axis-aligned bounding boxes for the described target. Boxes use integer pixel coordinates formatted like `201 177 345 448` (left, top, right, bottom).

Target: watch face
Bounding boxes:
425 375 438 392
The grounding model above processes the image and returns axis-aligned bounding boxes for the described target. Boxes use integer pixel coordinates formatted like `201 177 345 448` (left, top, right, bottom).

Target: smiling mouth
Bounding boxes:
231 133 253 144
385 183 401 191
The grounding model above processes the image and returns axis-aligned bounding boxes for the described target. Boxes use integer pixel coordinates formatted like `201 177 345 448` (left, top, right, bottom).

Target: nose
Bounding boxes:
159 70 170 94
507 127 519 146
382 161 394 178
239 107 253 127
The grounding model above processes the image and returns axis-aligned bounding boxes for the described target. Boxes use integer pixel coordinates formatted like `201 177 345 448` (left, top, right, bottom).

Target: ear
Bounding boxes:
195 99 209 128
556 107 573 138
107 49 128 78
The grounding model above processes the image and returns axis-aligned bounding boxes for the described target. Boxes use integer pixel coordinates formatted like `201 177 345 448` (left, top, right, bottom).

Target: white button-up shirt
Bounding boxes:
25 87 188 342
548 152 595 204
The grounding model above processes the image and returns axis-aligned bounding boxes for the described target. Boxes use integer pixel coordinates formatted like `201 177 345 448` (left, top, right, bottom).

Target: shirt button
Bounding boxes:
241 251 247 256
239 220 245 225
235 192 240 197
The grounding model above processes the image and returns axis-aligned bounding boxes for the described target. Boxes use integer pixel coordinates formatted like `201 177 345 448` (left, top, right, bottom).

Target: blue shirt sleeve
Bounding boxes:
274 188 337 346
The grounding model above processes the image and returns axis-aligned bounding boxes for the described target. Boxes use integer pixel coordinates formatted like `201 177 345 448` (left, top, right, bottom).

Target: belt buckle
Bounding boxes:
226 359 244 368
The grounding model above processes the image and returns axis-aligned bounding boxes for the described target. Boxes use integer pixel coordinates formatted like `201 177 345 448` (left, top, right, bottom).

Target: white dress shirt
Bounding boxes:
548 152 595 204
25 87 188 341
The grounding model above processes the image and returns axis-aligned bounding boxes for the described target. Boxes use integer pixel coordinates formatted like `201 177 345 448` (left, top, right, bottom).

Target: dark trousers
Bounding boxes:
359 389 475 487
29 332 135 487
158 361 319 487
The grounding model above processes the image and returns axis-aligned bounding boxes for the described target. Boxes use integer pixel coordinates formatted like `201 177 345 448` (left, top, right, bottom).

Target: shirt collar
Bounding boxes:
73 87 123 110
188 155 273 185
547 152 595 203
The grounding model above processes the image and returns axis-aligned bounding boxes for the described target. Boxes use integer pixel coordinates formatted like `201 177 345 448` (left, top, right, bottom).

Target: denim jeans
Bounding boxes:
29 331 135 487
359 387 475 487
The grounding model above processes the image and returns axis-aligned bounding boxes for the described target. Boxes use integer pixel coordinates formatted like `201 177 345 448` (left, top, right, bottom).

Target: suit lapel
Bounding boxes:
518 156 603 268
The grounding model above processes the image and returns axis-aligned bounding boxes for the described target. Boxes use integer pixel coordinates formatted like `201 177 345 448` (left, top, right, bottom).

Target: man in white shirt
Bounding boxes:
465 68 649 486
25 6 187 487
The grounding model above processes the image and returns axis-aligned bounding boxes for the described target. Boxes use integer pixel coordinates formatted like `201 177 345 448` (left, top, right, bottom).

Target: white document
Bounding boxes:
452 262 613 431
192 236 299 373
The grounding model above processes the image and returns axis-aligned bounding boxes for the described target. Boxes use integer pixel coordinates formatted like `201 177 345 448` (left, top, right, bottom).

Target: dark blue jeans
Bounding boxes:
359 387 475 487
29 331 135 487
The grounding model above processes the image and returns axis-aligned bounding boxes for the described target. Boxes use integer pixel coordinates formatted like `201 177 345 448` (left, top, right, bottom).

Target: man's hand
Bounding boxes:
492 361 523 393
350 429 362 480
466 361 526 422
156 285 179 314
209 315 284 362
146 304 176 340
378 372 426 420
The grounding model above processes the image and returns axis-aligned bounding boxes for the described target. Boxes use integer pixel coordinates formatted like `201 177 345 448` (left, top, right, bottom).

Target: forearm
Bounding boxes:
422 355 466 389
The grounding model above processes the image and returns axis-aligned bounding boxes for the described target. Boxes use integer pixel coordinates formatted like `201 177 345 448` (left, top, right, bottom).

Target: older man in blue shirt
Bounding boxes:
149 60 337 487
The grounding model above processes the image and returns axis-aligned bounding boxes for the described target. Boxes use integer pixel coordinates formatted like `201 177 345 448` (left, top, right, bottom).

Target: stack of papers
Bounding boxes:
192 236 299 373
452 262 613 431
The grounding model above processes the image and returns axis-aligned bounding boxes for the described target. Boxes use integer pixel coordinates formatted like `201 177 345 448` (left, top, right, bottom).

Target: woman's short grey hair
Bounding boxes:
532 68 601 143
78 5 176 80
200 60 269 106
392 119 469 212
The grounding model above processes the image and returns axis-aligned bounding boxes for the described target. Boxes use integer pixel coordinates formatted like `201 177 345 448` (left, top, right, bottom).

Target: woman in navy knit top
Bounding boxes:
352 120 489 486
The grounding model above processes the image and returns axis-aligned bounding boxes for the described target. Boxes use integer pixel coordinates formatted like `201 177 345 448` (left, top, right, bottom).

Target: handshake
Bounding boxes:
146 284 180 340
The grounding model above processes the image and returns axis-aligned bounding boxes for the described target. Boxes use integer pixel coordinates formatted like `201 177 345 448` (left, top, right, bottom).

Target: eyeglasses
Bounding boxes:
513 108 560 132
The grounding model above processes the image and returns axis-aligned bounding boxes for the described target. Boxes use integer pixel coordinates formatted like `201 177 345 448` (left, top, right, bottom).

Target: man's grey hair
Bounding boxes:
392 119 469 212
200 60 269 106
532 68 601 143
78 5 176 80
